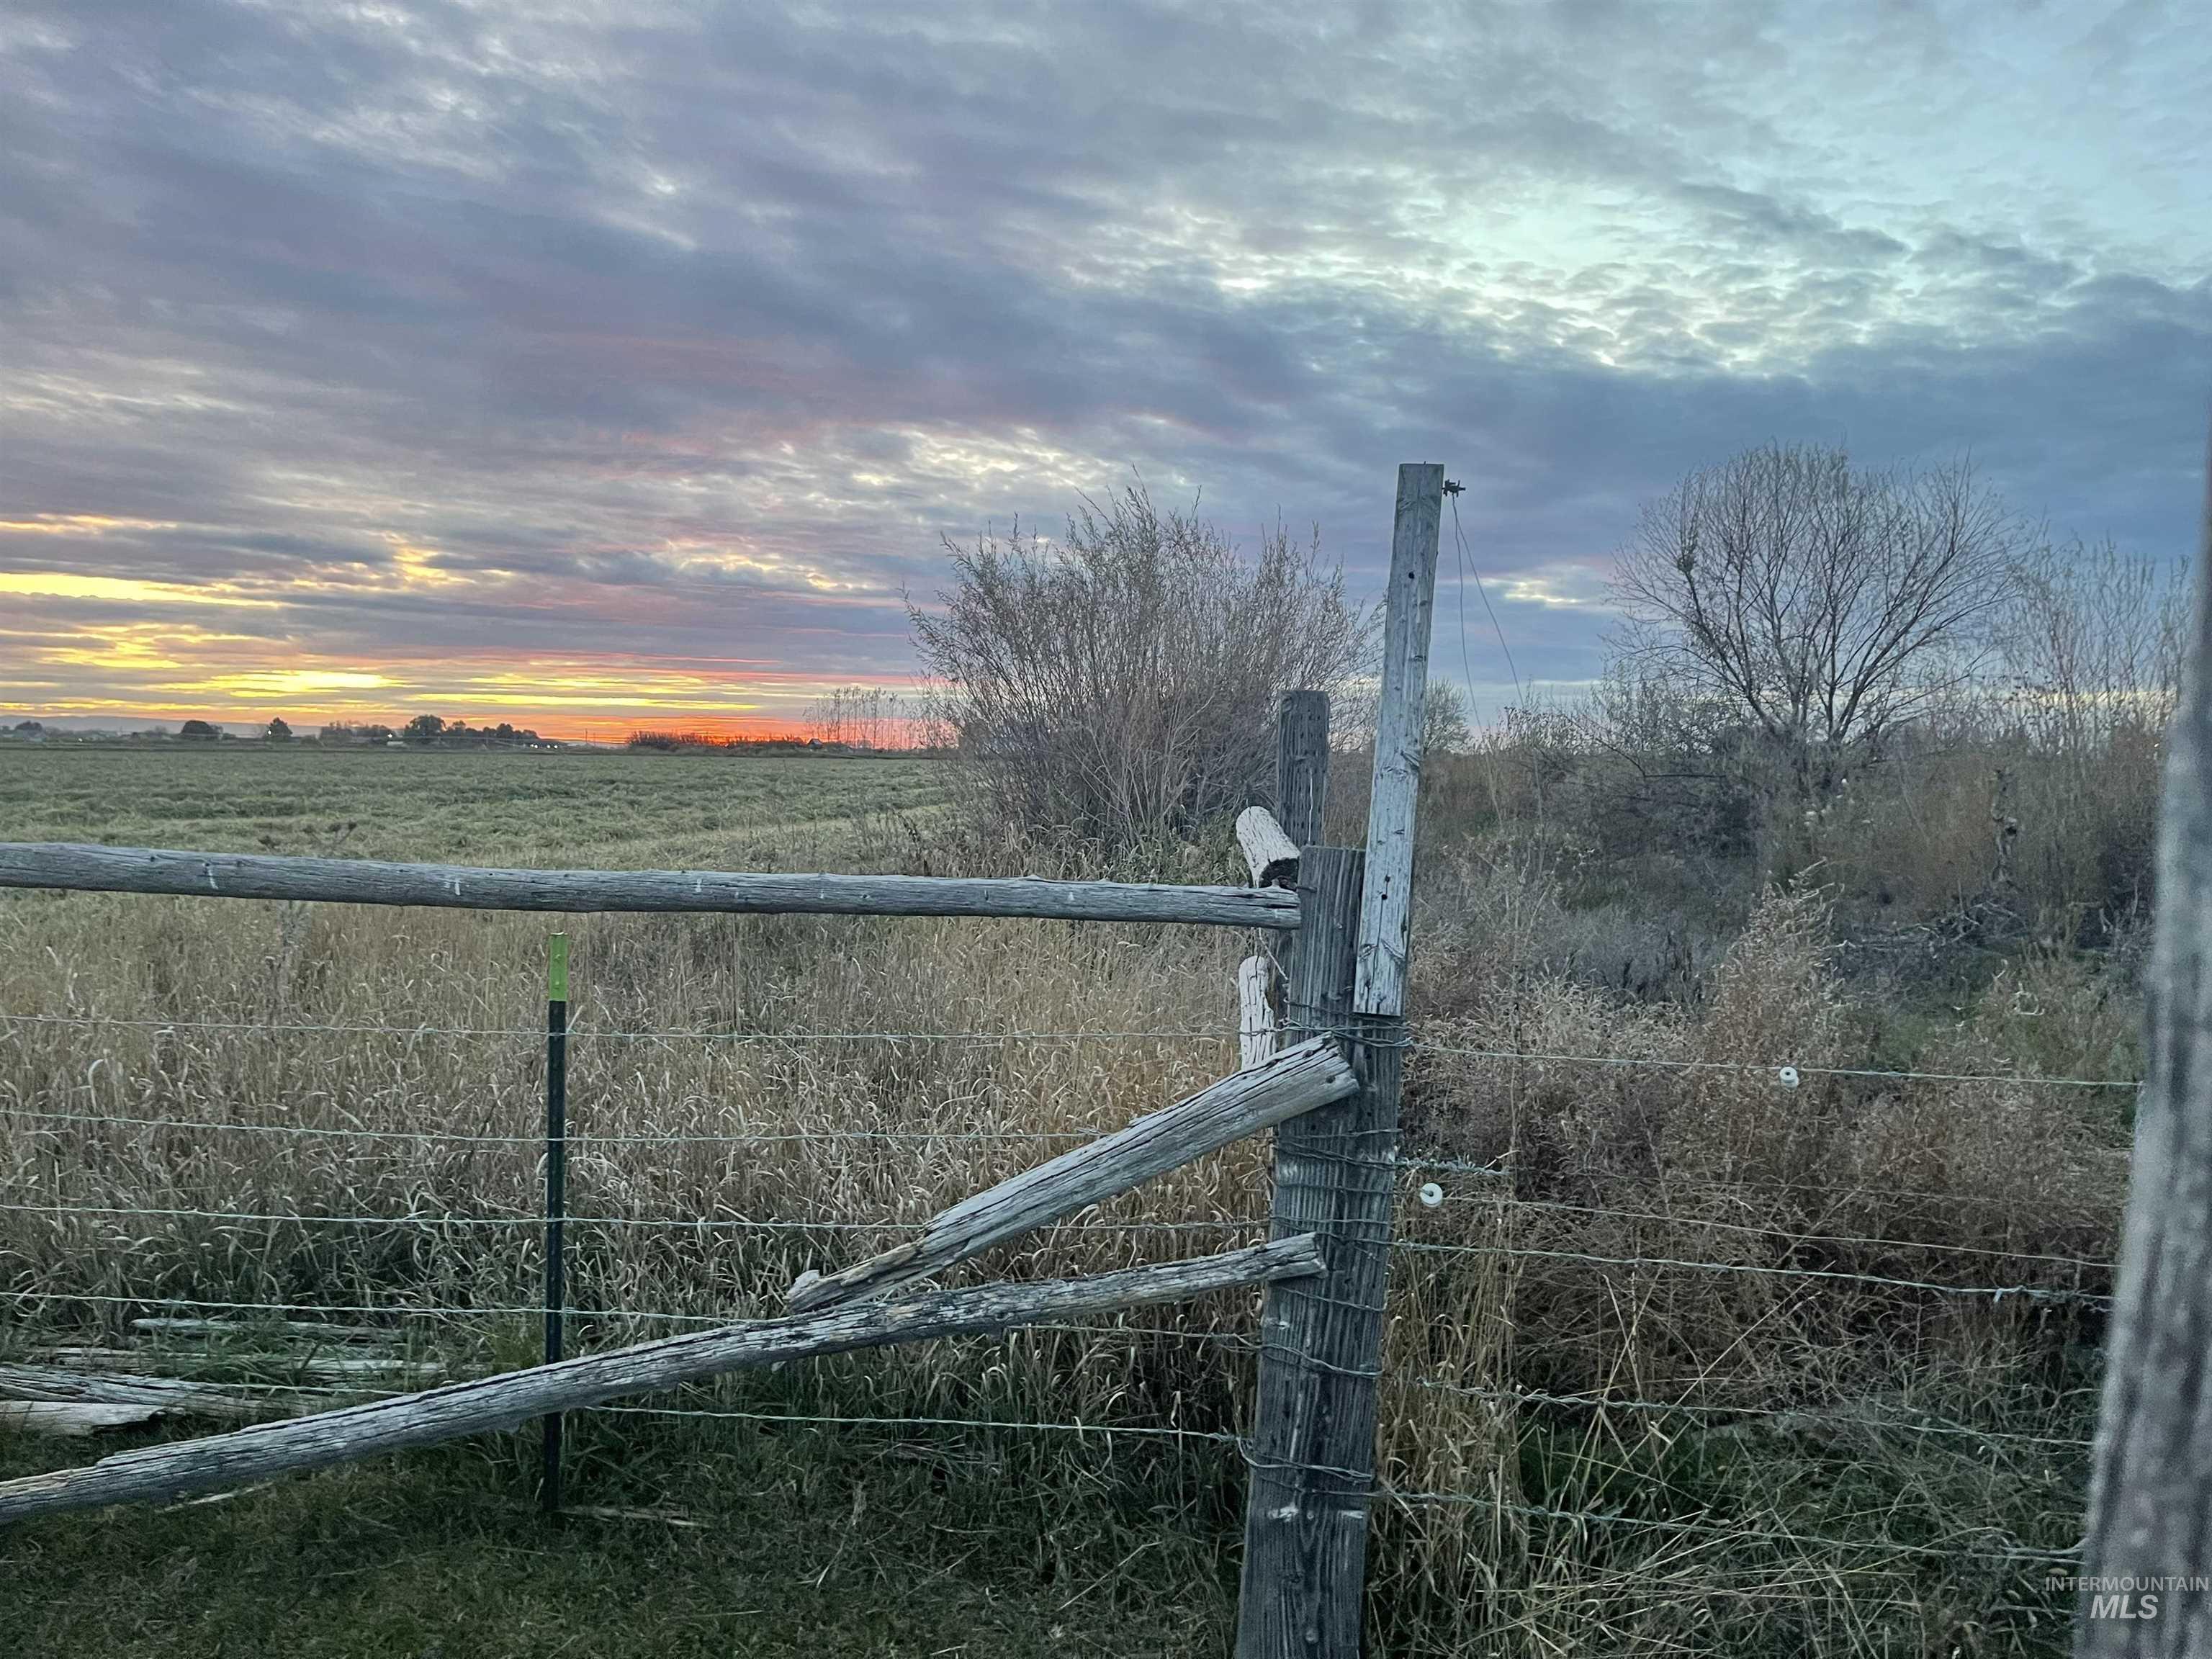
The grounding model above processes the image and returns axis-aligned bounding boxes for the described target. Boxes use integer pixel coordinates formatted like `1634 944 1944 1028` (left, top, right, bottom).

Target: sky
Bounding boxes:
1 0 2206 739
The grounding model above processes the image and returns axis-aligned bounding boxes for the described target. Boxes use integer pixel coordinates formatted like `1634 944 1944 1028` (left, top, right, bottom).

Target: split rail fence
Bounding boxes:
2 454 2200 1654
0 466 1447 1653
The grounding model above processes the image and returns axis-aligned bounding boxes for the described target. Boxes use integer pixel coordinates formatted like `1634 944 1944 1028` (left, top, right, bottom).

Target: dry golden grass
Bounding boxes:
0 748 2127 1655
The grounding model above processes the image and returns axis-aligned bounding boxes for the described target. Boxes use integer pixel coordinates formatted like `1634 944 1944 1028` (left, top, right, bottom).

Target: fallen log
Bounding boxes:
37 1348 442 1381
131 1318 399 1344
1236 808 1301 889
0 1363 282 1424
1 1403 165 1437
787 1037 1354 1312
0 1235 1320 1524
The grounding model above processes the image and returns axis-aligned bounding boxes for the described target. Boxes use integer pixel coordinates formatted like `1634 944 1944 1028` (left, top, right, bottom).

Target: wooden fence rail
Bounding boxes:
0 1238 1323 1524
0 842 1298 929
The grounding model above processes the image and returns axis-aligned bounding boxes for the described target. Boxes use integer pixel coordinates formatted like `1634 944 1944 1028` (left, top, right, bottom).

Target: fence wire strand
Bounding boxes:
1392 1237 2110 1305
0 1007 2146 1088
1404 1378 2096 1449
0 995 2121 1611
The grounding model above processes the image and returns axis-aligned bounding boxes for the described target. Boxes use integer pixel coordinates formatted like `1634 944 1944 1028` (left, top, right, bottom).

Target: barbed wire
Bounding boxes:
0 1199 1258 1236
1378 1488 2082 1562
0 1287 725 1322
1418 1192 2110 1271
1392 1238 2110 1305
0 1012 1246 1045
1403 1378 2095 1449
1411 1033 2141 1090
0 1108 2137 1249
1390 1156 2125 1217
0 1000 2123 1579
0 1008 2145 1089
0 1105 1100 1147
0 1287 1264 1348
592 1403 1240 1444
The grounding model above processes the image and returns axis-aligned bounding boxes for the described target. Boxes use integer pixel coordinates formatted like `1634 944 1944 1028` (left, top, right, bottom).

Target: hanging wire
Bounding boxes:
1449 488 1521 703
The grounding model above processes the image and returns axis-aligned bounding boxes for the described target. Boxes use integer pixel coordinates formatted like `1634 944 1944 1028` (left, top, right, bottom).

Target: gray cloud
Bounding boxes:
0 0 2205 729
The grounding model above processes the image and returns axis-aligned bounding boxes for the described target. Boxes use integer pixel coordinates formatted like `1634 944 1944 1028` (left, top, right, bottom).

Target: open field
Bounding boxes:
0 745 952 865
0 746 2134 1655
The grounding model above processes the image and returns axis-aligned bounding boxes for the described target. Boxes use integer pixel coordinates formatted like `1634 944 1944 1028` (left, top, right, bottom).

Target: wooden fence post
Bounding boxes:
2074 456 2212 1655
1238 845 1365 1658
1238 464 1445 1656
1354 464 1445 1022
1276 691 1331 848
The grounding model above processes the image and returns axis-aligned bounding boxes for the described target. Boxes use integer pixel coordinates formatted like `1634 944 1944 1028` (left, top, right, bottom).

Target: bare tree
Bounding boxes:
1993 533 2189 755
909 484 1371 853
1609 443 2021 804
804 685 903 749
1334 676 1472 755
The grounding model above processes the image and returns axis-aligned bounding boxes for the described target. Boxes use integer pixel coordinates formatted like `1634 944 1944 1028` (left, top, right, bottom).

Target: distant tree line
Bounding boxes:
626 691 948 754
625 729 824 754
802 685 940 750
318 715 546 747
4 715 547 747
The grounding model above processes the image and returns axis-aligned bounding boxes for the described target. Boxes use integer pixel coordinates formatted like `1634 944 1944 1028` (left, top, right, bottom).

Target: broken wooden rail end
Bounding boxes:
0 1236 1322 1525
1236 808 1300 889
0 1363 285 1424
787 1036 1354 1313
1236 956 1278 1070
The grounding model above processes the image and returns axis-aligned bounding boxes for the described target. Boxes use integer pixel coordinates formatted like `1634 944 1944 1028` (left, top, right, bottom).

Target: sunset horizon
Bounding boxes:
4 4 2203 739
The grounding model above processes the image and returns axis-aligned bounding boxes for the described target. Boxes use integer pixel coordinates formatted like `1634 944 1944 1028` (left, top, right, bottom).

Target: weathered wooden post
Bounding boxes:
1276 691 1331 848
1232 691 1333 1071
2075 457 2212 1656
1239 464 1444 1657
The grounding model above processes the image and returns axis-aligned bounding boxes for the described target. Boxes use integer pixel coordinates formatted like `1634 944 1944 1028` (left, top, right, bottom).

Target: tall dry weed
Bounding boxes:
0 762 2126 1655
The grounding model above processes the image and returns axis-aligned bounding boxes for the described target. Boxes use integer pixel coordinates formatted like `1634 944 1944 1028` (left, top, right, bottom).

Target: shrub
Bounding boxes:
909 484 1370 853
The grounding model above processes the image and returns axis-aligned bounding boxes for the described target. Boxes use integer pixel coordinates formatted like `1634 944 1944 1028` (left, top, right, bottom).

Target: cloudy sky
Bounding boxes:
1 0 2206 737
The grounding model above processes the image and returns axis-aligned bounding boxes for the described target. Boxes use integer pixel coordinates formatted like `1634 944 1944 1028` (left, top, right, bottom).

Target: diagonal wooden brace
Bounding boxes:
0 1236 1323 1525
787 1036 1356 1313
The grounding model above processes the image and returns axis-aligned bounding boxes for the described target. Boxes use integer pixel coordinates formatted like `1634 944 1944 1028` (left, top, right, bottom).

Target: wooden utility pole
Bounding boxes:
1239 464 1445 1658
2075 457 2212 1657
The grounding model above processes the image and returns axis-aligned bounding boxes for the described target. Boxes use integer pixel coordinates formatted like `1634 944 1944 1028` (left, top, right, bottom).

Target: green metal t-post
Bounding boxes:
541 932 568 1520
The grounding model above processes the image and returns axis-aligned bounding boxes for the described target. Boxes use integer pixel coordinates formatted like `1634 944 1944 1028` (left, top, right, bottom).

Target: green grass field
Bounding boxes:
0 745 950 865
0 1407 1239 1658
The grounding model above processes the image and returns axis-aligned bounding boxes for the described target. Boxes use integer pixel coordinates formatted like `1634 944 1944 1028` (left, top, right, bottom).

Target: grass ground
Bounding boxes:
0 1408 1236 1657
0 746 2128 1655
